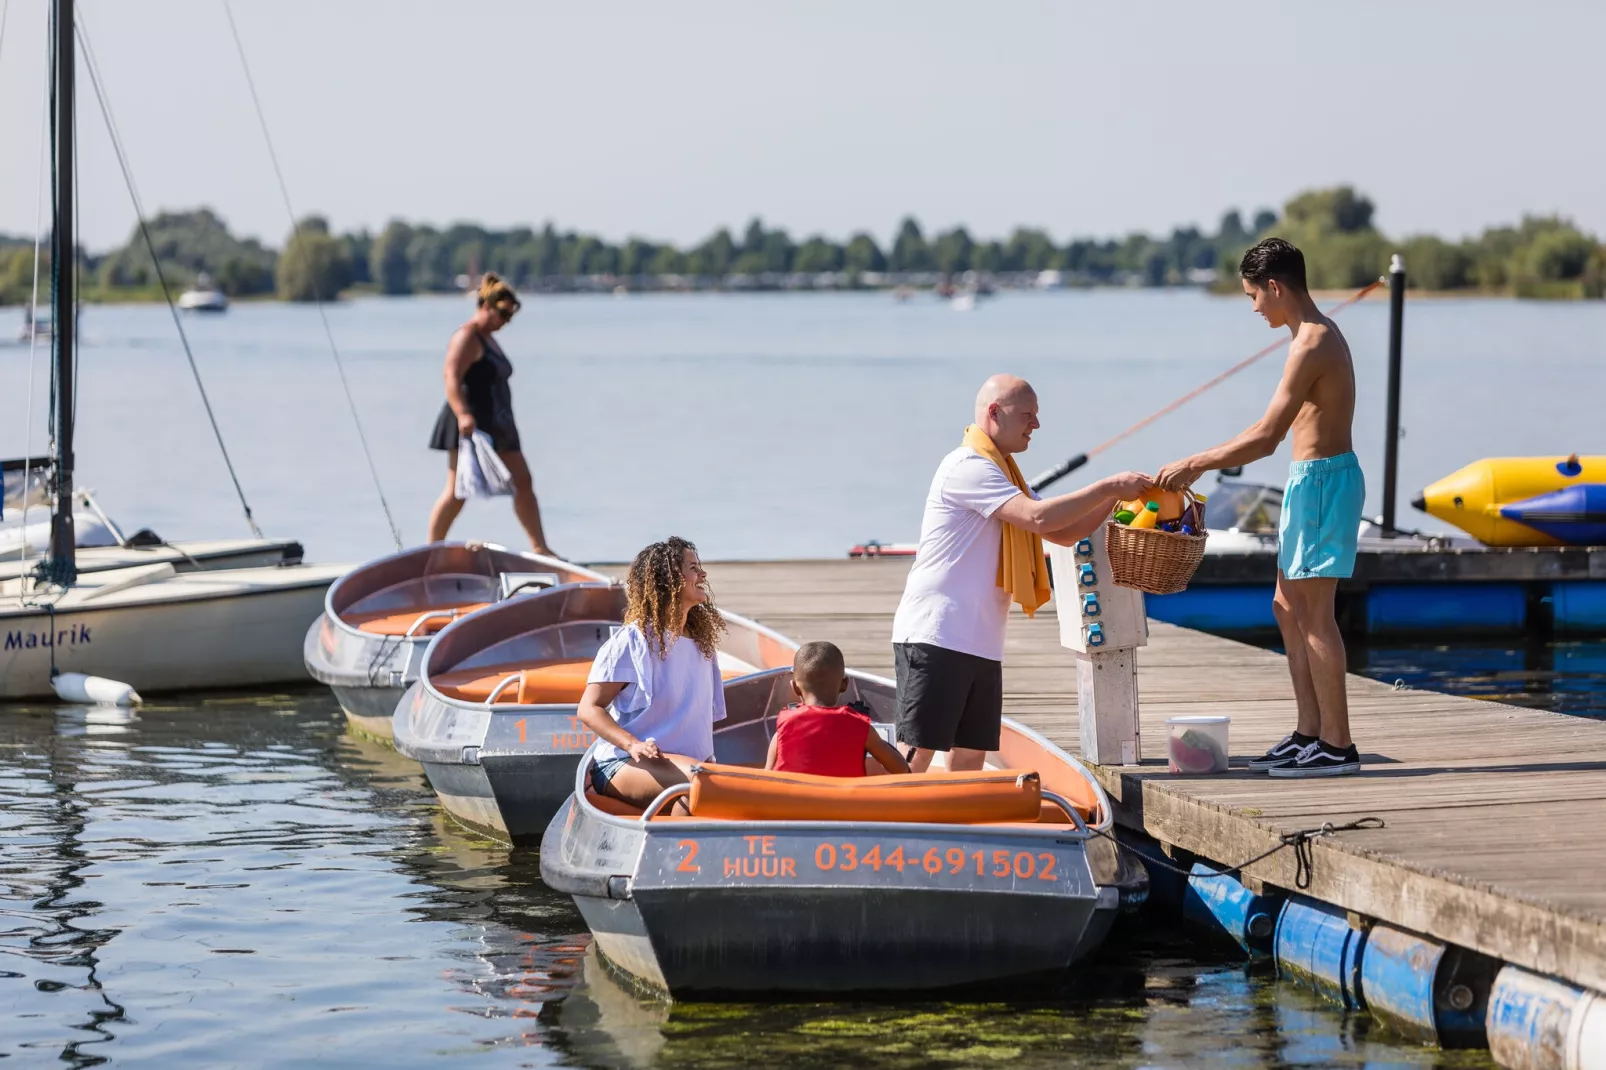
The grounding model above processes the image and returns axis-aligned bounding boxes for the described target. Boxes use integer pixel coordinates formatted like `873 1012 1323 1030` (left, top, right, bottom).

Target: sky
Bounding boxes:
0 0 1601 252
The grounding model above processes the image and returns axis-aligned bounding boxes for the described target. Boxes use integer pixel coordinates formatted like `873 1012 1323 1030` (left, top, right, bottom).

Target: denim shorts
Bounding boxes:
1279 452 1365 580
588 754 629 794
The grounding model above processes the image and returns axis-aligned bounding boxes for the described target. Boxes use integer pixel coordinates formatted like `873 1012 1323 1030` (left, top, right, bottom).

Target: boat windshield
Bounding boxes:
2 462 52 517
1204 479 1282 535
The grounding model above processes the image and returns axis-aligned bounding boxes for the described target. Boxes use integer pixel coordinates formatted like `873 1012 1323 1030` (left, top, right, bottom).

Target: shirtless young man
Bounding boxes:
1156 238 1365 778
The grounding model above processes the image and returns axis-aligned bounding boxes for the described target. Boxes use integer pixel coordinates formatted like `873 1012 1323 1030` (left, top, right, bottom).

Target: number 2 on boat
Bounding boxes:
676 840 700 873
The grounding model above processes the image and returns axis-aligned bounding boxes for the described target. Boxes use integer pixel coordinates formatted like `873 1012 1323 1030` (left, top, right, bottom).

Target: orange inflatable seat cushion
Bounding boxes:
688 762 1042 824
347 602 491 636
434 660 747 704
432 659 593 704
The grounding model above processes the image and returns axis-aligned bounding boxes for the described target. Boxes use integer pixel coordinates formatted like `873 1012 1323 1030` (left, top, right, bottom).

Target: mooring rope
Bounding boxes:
221 0 404 551
1088 280 1385 462
75 15 263 539
1091 816 1386 892
1031 278 1387 491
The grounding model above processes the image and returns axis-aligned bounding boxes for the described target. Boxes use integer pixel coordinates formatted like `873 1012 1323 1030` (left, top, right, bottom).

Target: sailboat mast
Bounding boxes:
48 0 76 584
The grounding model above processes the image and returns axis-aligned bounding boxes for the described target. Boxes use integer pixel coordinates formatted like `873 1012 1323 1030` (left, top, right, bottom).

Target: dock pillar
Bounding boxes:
1382 253 1406 534
1047 525 1147 765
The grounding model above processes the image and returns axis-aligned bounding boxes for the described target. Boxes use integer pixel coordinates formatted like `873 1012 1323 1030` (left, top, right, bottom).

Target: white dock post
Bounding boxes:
1047 521 1147 766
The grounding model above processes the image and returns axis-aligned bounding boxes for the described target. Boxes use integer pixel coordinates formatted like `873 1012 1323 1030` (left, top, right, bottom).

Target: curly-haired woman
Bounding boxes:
426 272 555 555
578 536 729 811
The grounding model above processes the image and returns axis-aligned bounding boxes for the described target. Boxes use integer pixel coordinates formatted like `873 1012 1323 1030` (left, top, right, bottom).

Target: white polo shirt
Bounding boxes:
891 446 1034 663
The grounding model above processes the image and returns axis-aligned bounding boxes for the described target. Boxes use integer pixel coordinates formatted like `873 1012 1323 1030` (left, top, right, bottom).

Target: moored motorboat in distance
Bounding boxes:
392 586 797 844
304 542 611 740
177 272 229 312
540 667 1146 996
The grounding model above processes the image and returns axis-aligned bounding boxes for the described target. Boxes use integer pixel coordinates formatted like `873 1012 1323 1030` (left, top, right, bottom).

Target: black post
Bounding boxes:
47 0 76 584
1381 253 1405 535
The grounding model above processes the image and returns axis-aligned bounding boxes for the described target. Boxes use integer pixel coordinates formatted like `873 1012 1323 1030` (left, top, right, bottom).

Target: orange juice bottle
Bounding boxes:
1130 501 1160 529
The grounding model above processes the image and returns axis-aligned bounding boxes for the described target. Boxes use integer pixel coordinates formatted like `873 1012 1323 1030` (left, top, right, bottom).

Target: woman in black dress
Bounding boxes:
426 273 554 554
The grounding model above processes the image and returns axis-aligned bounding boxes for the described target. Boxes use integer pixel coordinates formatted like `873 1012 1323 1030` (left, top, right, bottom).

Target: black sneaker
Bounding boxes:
1247 732 1317 771
1268 741 1360 778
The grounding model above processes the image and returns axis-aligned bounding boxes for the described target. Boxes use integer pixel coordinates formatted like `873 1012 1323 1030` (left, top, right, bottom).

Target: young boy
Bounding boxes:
765 641 911 777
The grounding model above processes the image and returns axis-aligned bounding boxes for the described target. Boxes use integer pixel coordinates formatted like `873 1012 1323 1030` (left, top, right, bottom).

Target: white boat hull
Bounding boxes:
177 291 228 312
0 564 343 699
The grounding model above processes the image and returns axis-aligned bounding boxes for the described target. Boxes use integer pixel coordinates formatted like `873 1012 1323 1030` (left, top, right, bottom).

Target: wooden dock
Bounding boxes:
706 558 1606 994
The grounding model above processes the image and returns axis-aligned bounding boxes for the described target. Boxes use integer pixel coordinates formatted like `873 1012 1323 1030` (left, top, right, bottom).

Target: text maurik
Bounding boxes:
4 624 92 650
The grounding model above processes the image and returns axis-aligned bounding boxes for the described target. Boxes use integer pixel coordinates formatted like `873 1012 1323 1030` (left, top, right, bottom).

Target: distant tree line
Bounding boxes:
1222 187 1606 299
0 188 1601 305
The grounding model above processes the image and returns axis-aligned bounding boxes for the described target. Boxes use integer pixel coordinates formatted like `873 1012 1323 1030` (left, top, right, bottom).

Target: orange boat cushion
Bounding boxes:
433 660 751 705
433 659 593 704
347 602 491 636
992 725 1103 822
688 762 1042 824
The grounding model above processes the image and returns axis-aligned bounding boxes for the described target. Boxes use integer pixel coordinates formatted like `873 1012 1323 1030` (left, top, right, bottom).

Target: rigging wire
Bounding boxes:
17 5 50 596
221 0 404 550
74 12 263 538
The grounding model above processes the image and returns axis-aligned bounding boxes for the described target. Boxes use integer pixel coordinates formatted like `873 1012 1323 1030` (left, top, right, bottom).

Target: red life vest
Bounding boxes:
772 704 872 778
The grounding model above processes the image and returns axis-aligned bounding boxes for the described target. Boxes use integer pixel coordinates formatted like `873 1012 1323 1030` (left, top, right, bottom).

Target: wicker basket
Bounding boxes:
1105 498 1208 595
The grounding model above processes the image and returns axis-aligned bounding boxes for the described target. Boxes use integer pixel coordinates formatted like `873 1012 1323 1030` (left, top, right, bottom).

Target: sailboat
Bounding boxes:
0 0 344 700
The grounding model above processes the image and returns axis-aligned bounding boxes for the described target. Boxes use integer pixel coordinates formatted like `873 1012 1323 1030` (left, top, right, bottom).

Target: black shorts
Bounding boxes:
893 642 1003 753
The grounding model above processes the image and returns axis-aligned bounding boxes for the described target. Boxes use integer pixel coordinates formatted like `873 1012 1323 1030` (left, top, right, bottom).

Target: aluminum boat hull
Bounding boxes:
540 671 1143 996
393 584 797 842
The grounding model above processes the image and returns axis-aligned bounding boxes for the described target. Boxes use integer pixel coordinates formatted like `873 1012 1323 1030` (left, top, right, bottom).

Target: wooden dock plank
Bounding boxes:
702 558 1606 992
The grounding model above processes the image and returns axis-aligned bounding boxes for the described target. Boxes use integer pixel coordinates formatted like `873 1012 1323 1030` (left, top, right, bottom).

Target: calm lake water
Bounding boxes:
3 289 1603 563
3 289 1598 1066
0 688 1498 1069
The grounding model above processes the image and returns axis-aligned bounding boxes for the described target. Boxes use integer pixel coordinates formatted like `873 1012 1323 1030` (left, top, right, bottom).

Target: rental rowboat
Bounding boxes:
540 667 1146 996
304 543 610 739
392 583 797 844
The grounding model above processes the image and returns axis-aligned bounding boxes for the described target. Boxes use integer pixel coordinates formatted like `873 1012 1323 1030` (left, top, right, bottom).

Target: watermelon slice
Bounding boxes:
1169 727 1227 773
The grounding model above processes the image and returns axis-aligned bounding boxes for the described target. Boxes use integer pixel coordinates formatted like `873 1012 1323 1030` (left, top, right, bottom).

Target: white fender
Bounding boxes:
51 672 142 707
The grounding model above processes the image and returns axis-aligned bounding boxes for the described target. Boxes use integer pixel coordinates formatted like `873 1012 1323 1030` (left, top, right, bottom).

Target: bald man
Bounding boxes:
891 376 1152 772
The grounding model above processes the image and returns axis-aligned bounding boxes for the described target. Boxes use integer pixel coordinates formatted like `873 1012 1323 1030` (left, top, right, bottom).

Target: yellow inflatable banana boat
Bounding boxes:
1413 455 1606 546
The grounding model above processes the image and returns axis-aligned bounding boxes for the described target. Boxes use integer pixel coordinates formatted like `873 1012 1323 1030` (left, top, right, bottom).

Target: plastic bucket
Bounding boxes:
1167 715 1230 774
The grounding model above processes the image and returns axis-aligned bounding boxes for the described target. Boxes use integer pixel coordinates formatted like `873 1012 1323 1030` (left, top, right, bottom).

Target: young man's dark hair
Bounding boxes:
1239 237 1308 293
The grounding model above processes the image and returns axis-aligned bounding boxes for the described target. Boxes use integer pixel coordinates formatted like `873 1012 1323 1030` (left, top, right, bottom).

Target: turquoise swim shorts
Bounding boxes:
1279 452 1365 580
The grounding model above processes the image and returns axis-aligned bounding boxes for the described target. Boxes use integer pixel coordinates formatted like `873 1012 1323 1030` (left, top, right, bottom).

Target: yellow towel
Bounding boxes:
962 425 1051 617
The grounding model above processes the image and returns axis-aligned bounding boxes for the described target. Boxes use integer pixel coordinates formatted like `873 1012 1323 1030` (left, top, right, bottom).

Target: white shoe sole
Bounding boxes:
1268 763 1360 778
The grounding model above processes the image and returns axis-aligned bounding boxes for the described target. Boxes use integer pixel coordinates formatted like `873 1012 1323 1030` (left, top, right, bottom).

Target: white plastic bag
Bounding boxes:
454 430 514 501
